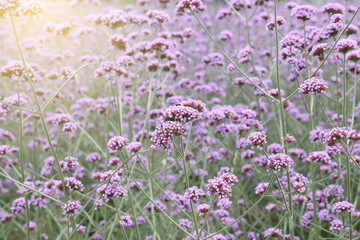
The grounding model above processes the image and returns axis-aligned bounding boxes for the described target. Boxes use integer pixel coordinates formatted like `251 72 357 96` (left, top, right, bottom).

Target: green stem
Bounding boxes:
17 82 30 240
196 196 217 240
343 53 352 240
179 138 200 236
121 152 142 240
274 1 294 239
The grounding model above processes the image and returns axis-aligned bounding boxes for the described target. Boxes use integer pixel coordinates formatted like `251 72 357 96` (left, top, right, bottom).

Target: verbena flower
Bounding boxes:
175 0 204 13
248 131 267 149
334 39 358 53
324 127 348 146
299 78 328 95
150 121 184 153
119 215 134 227
62 201 82 216
184 186 205 201
264 228 283 238
107 136 130 152
330 219 344 232
267 153 294 172
332 201 354 213
291 5 315 21
309 151 331 164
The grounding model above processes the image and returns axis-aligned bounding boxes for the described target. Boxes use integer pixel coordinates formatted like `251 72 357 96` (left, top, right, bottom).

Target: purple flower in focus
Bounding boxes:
332 201 354 213
184 186 205 201
107 136 130 152
62 200 82 216
267 153 294 172
330 219 344 232
299 78 328 95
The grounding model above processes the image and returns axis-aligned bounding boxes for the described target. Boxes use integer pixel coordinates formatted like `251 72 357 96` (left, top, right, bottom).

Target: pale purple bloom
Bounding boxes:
62 200 82 216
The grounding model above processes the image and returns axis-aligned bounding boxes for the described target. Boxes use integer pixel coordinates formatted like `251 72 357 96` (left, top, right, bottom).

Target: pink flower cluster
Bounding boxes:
331 201 354 213
324 127 348 146
160 105 200 123
255 182 269 195
107 136 130 152
207 172 238 199
151 121 184 154
62 200 82 216
299 78 328 95
267 153 294 172
248 131 267 149
175 0 204 13
309 151 331 164
184 186 205 201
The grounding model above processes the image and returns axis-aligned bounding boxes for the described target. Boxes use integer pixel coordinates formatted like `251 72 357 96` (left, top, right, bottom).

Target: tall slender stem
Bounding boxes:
196 196 217 240
17 82 30 240
179 138 199 236
274 1 294 239
343 53 353 240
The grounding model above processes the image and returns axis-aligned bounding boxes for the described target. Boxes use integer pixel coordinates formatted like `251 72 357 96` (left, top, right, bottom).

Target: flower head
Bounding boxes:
107 136 130 152
299 78 328 95
175 0 204 13
291 5 315 21
62 201 82 216
248 131 267 149
267 153 294 172
119 215 134 227
150 121 184 154
335 39 358 53
324 127 348 146
184 186 205 201
330 219 344 232
332 201 354 213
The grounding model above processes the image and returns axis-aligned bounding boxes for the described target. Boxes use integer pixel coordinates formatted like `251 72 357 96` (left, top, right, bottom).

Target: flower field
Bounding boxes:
1 0 360 239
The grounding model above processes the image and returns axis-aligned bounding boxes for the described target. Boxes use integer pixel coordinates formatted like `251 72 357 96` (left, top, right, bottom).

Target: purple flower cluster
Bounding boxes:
97 183 127 202
255 182 269 195
59 156 79 172
331 201 354 213
126 142 142 154
329 219 344 232
299 78 328 95
151 121 184 154
334 39 358 53
324 127 348 146
291 5 315 21
107 136 130 152
264 228 283 238
248 131 267 149
207 172 238 199
110 34 128 51
267 153 294 172
160 106 200 123
151 100 205 153
309 151 331 164
62 200 82 216
11 197 26 214
291 173 308 193
119 215 134 227
184 186 205 201
175 0 204 13
65 177 84 192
